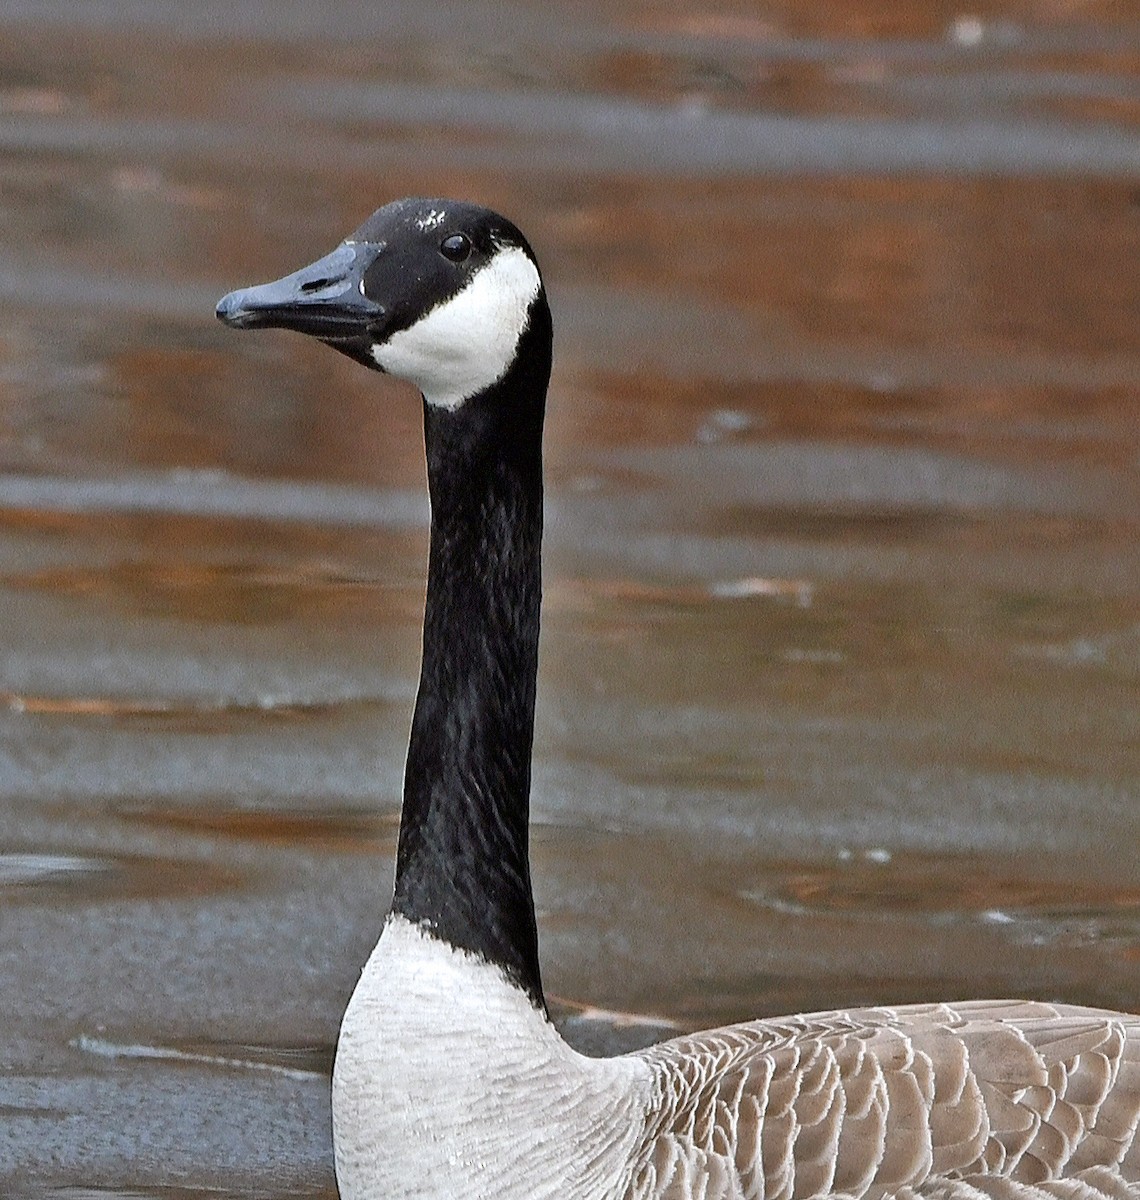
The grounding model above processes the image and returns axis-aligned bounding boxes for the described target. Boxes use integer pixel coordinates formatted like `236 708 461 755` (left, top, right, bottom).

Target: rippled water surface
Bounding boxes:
1 1 1138 1195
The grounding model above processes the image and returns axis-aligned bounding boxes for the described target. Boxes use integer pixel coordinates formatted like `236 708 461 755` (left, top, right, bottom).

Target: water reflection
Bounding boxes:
738 850 1140 946
0 850 240 900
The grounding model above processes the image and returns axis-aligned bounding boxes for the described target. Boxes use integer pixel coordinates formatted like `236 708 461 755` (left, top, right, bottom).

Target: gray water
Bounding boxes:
0 2 1138 1195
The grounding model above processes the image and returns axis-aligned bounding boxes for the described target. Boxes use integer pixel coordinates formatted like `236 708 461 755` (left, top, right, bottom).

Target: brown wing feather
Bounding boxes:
627 1001 1140 1200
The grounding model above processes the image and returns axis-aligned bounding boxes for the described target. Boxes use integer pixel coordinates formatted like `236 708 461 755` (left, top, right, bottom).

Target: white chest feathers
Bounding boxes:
331 914 653 1200
371 245 541 410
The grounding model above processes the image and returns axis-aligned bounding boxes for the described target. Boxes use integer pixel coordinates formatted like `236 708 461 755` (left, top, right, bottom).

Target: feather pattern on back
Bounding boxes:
626 1001 1140 1200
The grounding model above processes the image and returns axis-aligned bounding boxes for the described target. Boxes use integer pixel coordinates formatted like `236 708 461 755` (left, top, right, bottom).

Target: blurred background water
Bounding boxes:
0 1 1137 1196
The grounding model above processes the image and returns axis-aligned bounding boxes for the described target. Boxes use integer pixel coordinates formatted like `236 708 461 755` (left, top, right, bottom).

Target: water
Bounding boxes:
0 2 1138 1194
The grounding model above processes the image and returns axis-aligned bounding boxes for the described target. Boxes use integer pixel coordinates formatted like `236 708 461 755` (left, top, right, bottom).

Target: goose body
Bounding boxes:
217 198 1140 1200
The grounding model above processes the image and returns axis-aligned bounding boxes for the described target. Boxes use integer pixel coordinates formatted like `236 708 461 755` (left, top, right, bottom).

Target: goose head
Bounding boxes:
215 197 548 414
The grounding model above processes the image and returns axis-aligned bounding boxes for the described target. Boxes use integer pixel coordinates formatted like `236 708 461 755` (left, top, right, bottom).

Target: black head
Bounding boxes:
216 198 547 412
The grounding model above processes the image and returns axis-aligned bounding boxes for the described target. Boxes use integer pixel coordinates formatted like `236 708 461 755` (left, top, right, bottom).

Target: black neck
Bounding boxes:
391 300 551 1007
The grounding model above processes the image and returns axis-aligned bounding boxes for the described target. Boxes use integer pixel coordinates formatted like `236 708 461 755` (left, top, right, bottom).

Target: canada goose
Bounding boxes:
216 198 1140 1200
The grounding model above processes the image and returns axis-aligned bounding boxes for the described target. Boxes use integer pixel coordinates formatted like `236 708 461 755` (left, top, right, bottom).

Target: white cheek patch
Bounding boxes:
370 246 542 411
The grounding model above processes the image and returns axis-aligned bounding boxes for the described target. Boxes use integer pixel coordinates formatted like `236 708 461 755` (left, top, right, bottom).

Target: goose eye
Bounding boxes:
439 233 472 263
